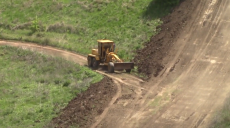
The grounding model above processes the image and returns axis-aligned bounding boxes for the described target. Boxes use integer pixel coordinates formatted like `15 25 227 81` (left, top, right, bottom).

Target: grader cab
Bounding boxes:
87 39 134 73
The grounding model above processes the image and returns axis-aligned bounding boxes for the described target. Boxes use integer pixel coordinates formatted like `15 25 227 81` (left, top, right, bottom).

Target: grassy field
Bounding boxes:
0 0 174 60
0 46 102 128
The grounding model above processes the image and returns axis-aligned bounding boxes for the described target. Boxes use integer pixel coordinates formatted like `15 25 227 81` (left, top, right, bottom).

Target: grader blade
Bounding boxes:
113 62 134 70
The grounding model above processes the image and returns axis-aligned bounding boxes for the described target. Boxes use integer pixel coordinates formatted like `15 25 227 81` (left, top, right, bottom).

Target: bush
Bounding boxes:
30 16 40 33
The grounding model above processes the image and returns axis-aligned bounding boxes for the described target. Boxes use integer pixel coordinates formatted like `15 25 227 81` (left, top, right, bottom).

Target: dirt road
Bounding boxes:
1 0 230 127
146 0 230 127
122 0 230 128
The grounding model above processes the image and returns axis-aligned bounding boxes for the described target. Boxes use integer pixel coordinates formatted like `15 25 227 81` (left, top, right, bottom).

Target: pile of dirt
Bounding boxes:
49 77 117 128
134 0 197 77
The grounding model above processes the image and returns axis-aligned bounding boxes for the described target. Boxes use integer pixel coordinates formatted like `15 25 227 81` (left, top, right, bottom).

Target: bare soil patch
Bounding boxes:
49 77 117 128
134 0 197 78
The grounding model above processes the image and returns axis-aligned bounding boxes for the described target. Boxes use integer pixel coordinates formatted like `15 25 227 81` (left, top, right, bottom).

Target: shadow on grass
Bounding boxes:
142 0 180 20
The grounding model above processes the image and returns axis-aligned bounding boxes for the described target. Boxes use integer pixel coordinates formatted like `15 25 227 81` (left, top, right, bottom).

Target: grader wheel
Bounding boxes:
87 56 93 67
108 62 114 73
92 58 99 70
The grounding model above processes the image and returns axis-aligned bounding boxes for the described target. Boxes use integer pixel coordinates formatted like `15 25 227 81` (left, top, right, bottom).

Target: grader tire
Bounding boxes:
92 58 99 70
108 62 114 73
88 56 93 67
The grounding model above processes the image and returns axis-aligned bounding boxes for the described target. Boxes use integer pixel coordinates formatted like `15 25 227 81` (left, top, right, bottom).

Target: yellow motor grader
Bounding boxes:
87 39 134 73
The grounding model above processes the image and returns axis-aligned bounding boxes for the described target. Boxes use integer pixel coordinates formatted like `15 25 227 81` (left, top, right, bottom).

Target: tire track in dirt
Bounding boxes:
107 0 230 128
164 0 225 89
90 80 122 128
117 1 212 127
141 0 230 128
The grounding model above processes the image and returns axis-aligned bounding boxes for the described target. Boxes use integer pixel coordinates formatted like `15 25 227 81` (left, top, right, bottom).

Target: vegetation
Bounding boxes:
211 95 230 128
0 0 178 60
0 46 103 128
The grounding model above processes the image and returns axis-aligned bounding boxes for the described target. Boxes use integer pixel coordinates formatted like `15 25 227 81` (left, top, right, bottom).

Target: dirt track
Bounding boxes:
1 0 230 127
131 0 230 127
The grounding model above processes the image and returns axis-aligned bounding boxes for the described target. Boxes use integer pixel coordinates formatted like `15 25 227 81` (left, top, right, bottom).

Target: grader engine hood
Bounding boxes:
92 49 98 55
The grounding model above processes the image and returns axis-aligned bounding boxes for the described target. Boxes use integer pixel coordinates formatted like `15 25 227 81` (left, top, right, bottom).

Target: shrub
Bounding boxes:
30 16 40 33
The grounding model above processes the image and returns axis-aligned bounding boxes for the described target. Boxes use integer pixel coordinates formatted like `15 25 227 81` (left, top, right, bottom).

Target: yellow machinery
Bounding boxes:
87 39 134 73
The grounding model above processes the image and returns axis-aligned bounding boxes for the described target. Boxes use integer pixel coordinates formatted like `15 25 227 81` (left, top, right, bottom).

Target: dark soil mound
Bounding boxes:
49 77 117 128
134 0 197 77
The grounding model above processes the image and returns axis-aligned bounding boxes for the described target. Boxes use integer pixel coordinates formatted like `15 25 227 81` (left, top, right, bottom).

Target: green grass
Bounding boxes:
0 46 103 128
0 0 175 60
211 95 230 128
